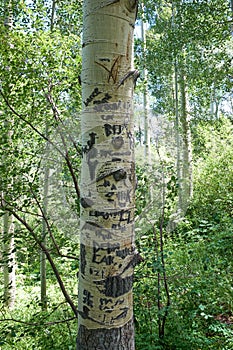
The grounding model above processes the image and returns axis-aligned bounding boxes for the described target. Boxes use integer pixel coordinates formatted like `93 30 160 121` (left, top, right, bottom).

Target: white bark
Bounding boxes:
2 1 16 309
2 212 16 308
179 67 193 206
141 4 151 165
77 0 138 348
40 151 49 311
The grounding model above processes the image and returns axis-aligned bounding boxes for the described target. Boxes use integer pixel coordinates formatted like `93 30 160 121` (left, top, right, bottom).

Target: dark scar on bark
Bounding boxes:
84 88 101 106
104 275 133 297
80 198 94 208
80 244 87 274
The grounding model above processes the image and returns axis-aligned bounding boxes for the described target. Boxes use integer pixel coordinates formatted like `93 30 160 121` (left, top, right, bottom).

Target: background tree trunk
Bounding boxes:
39 0 56 311
141 3 151 166
2 0 16 309
179 64 193 211
77 1 138 349
40 140 49 311
2 211 16 308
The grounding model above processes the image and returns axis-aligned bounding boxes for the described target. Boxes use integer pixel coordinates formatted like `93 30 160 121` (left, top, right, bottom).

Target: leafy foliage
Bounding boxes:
0 0 233 349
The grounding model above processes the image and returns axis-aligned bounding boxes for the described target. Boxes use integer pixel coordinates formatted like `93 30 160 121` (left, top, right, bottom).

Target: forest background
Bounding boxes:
0 0 233 349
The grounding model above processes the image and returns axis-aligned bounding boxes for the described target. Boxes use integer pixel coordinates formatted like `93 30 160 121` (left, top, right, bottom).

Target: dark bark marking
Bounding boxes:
104 275 133 297
93 93 112 105
101 114 114 121
83 289 94 307
92 241 120 265
84 88 101 106
80 244 86 275
89 209 132 226
80 198 94 208
113 169 127 181
104 123 127 137
86 147 98 180
95 55 121 84
82 132 97 156
112 136 124 149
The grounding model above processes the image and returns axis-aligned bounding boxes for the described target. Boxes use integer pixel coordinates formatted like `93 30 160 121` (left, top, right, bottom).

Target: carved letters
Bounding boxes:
80 101 135 328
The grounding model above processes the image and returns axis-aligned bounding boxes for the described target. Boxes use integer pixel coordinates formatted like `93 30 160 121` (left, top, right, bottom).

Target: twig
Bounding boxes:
0 317 77 326
44 85 80 199
28 183 78 261
0 90 66 160
4 207 78 317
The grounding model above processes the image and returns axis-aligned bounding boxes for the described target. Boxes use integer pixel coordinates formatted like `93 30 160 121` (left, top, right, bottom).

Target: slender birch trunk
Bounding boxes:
77 1 138 348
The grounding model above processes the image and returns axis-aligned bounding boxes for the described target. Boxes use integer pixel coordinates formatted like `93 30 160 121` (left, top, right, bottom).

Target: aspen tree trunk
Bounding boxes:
2 211 16 308
2 0 16 309
40 142 49 310
77 1 138 349
141 3 153 201
40 0 56 311
141 4 151 166
179 65 193 211
168 60 193 231
174 62 182 212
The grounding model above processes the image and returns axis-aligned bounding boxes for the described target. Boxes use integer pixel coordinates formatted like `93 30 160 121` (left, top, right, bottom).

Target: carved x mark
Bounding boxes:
95 55 121 84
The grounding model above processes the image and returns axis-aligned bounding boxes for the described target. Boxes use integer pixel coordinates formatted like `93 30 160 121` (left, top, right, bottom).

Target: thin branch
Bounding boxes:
44 81 81 155
0 90 66 160
0 317 77 326
5 207 78 317
28 183 78 261
44 85 80 199
1 87 80 199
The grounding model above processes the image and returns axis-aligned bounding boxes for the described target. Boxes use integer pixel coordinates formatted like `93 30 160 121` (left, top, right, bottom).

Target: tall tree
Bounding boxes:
141 0 232 224
77 1 139 348
141 3 151 165
1 0 16 309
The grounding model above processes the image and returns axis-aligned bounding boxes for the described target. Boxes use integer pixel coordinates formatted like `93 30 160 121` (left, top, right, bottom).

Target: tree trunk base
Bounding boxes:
77 318 135 350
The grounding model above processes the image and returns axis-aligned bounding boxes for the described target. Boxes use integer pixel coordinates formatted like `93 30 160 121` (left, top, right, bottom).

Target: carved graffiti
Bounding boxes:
84 221 115 240
99 297 124 312
93 100 131 113
92 240 120 265
84 88 101 106
104 123 126 137
95 55 121 84
82 132 97 155
87 147 98 180
80 244 86 275
83 289 94 308
117 189 132 207
94 274 133 297
89 209 132 227
93 93 112 105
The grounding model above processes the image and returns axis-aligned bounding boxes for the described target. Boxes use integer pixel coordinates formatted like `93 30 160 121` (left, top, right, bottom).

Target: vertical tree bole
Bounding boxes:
77 1 138 349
